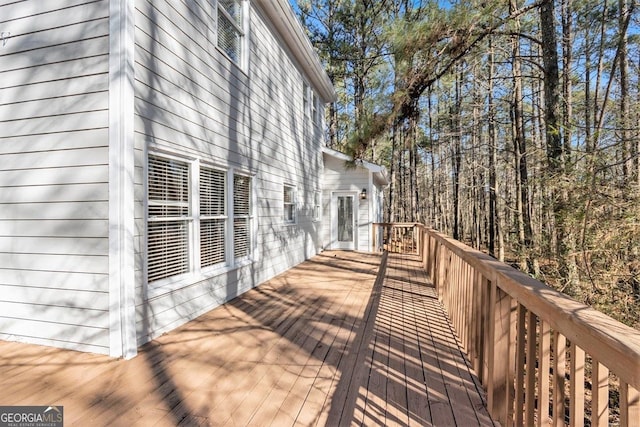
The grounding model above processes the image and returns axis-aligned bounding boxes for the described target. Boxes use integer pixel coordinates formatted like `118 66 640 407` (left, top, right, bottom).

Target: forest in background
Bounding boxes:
295 0 640 328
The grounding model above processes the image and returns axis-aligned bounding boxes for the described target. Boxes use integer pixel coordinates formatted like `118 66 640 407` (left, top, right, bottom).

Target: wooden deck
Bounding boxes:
0 251 494 426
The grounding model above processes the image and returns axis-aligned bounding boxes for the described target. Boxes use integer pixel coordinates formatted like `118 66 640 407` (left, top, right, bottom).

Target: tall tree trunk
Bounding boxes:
584 25 592 154
452 69 463 241
540 0 577 288
488 38 500 259
619 0 631 185
472 84 481 249
562 0 573 169
511 0 534 272
409 114 420 222
387 124 397 223
428 91 438 228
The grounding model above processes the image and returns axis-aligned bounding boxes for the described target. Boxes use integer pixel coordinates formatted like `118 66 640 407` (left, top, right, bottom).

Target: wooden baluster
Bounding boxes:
515 304 527 427
538 320 551 426
553 331 566 427
487 280 511 424
465 264 472 354
451 255 457 327
481 275 490 384
569 343 585 427
590 359 608 427
471 270 480 371
373 224 377 252
460 260 467 352
620 381 640 427
525 311 537 426
507 297 518 426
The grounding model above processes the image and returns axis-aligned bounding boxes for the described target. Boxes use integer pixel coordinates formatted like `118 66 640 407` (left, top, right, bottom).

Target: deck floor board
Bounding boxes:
0 251 494 426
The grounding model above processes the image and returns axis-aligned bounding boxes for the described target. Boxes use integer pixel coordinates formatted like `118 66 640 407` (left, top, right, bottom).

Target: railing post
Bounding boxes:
372 223 376 252
487 278 511 425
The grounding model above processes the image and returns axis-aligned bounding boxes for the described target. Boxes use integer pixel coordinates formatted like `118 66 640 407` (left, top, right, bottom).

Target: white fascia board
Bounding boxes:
108 0 137 359
255 0 336 103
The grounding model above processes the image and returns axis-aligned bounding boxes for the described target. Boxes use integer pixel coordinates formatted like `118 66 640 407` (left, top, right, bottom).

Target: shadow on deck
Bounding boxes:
0 251 494 426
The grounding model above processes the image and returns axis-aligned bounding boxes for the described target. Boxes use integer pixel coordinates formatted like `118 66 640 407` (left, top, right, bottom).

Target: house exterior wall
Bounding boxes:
133 0 328 345
0 1 111 353
321 155 373 252
0 0 332 356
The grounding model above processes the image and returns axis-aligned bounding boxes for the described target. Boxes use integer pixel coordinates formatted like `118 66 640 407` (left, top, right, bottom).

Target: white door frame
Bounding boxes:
331 191 357 250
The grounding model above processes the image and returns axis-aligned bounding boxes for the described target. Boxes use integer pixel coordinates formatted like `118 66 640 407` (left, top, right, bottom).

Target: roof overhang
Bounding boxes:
255 0 337 103
323 147 390 187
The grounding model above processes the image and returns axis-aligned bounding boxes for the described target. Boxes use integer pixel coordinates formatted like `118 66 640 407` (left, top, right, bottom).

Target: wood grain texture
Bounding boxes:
0 251 495 426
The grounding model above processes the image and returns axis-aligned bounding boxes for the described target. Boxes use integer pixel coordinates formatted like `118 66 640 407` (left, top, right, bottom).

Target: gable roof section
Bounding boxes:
255 0 337 103
323 147 389 187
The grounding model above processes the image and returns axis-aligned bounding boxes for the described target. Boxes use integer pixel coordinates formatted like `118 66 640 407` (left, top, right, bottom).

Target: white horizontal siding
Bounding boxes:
0 91 107 122
0 284 107 310
0 129 109 154
0 0 111 354
0 236 108 256
0 269 108 292
1 202 109 220
133 0 326 343
0 165 108 186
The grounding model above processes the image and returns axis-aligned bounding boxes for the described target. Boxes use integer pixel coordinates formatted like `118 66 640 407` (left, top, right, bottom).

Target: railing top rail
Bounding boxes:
373 222 419 227
414 223 640 390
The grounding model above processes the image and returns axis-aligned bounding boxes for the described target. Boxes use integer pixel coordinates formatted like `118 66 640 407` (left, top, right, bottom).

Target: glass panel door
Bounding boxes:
337 195 354 243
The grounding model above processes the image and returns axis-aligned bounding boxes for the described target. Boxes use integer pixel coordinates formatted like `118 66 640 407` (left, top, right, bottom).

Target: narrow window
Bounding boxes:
313 191 321 222
311 91 318 125
147 156 190 283
218 0 244 65
284 185 296 224
200 167 226 268
233 174 251 259
303 82 310 118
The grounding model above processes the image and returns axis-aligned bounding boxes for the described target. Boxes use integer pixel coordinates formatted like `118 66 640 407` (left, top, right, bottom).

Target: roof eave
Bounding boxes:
255 0 337 103
323 147 390 187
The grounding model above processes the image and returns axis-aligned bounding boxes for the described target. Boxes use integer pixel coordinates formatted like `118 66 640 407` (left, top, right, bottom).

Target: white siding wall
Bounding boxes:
321 155 372 251
133 0 325 343
0 1 111 353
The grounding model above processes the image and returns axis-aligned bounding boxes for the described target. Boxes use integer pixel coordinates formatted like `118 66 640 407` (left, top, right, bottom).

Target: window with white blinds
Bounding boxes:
148 156 191 283
233 174 251 259
217 0 244 65
200 167 226 268
284 185 296 224
147 153 253 285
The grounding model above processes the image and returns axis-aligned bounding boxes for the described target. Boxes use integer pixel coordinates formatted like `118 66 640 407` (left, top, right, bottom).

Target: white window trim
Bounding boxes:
283 184 297 225
232 170 254 263
199 163 229 272
311 90 318 126
146 153 194 285
303 82 310 119
215 0 249 69
146 151 255 297
313 190 321 222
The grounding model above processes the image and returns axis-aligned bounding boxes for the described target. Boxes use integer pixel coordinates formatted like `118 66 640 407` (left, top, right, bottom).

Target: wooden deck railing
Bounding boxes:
373 223 640 427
